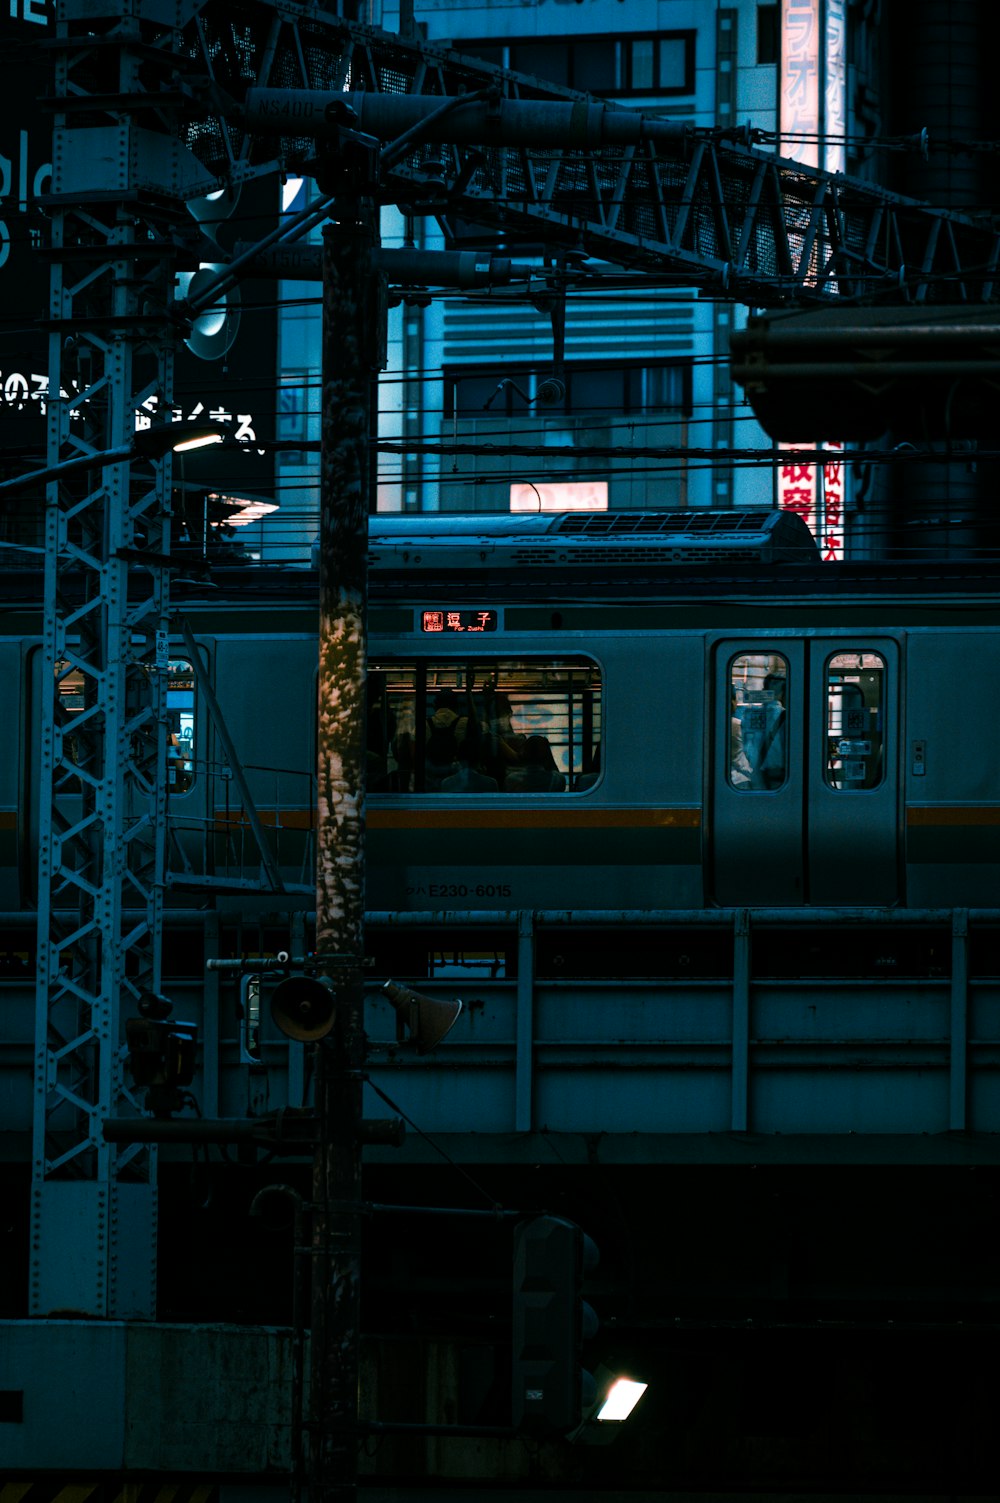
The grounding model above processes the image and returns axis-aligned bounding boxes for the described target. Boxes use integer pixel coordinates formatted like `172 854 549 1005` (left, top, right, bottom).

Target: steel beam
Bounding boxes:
31 5 176 1319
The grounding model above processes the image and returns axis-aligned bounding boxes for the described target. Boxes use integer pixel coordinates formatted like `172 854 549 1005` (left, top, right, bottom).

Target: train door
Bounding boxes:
710 639 899 905
806 640 898 905
712 642 806 905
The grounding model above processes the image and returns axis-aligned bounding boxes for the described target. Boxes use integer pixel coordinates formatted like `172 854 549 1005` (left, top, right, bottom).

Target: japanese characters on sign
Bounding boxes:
780 0 847 174
822 440 845 562
824 0 847 175
777 445 845 563
780 0 820 166
0 0 277 501
778 452 819 542
779 0 848 561
421 610 499 634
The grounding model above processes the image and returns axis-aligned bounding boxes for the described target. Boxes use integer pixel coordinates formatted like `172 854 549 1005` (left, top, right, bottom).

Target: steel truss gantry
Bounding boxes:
33 0 1000 1318
32 0 215 1316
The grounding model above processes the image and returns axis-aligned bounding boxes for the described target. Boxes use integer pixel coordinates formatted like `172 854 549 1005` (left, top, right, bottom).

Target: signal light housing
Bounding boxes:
512 1214 598 1435
125 1017 198 1118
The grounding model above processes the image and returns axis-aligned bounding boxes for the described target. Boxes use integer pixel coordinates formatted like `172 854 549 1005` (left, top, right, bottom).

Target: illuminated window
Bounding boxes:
166 659 196 795
368 659 602 795
510 482 608 512
730 653 788 791
55 657 196 795
825 652 885 790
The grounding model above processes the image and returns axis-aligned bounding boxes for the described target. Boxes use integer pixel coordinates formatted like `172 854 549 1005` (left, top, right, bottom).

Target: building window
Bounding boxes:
445 363 691 419
757 5 779 65
458 33 696 97
368 659 602 795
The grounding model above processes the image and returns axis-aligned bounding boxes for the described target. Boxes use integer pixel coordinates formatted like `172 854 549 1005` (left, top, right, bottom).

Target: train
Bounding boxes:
2 508 1000 935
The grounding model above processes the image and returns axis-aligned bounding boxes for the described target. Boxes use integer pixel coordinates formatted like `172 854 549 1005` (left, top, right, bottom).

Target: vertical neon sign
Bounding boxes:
779 0 848 560
824 0 847 176
822 441 845 561
780 0 820 168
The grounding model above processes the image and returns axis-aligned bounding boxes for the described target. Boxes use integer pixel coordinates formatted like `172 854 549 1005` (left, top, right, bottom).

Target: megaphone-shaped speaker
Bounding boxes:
383 980 462 1055
270 974 336 1042
178 265 242 361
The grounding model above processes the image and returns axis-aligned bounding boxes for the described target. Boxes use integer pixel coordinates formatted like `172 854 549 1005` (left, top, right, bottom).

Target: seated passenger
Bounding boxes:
425 690 469 789
367 703 397 787
504 735 566 793
573 746 601 791
370 731 414 792
480 689 525 783
441 731 499 794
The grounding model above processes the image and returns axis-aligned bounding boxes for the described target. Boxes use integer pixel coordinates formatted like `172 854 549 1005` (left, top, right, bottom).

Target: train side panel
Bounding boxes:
904 629 1000 906
365 632 706 912
205 631 316 889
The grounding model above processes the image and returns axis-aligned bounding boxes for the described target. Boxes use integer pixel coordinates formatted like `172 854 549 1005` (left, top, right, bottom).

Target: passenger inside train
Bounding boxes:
367 659 602 794
503 735 566 793
442 728 500 793
730 654 787 791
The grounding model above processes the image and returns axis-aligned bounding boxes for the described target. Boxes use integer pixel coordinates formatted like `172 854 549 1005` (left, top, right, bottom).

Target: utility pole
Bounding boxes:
310 163 385 1502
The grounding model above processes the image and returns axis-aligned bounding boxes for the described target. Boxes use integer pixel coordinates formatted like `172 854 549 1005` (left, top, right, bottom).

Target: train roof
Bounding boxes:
5 510 1000 610
367 509 820 568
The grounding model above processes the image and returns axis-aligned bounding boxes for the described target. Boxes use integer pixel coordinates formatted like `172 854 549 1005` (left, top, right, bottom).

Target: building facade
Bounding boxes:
270 0 890 560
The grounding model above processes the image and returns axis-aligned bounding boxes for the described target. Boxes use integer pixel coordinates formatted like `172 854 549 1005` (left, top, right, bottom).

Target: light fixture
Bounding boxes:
566 1364 649 1445
206 490 280 528
596 1377 648 1422
0 421 235 496
171 431 225 454
131 420 233 460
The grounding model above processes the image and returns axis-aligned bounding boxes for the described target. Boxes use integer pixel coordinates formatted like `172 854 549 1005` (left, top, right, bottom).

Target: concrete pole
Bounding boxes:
310 194 382 1503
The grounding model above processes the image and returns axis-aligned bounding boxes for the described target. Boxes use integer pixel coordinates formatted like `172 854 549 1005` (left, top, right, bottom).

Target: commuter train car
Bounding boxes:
2 509 1000 920
359 510 999 915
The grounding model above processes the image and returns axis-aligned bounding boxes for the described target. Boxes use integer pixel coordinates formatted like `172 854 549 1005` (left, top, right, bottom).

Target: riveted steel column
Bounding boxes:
31 9 171 1317
311 193 384 1503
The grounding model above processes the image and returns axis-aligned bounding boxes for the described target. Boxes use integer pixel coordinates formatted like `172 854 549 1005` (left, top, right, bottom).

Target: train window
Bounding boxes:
55 657 196 794
166 659 196 795
367 659 602 794
730 653 788 791
825 652 885 790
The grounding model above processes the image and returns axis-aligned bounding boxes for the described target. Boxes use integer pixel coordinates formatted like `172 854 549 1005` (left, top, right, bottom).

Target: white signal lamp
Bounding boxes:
596 1377 648 1422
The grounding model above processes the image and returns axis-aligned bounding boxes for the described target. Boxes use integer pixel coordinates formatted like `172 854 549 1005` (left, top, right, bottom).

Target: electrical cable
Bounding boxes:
361 1073 505 1214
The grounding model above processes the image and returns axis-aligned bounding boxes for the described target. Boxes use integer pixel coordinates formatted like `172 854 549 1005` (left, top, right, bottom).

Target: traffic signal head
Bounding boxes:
125 1016 198 1118
512 1214 599 1436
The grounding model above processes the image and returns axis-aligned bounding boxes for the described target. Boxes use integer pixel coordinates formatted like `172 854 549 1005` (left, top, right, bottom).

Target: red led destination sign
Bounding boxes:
421 609 498 633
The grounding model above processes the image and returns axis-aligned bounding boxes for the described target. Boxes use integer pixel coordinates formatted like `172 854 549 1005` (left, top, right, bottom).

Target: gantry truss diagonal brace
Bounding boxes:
46 4 1000 304
171 8 999 305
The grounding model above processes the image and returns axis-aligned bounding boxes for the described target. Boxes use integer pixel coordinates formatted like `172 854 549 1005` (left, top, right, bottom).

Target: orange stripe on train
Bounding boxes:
367 807 702 831
907 807 1000 827
212 807 702 832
